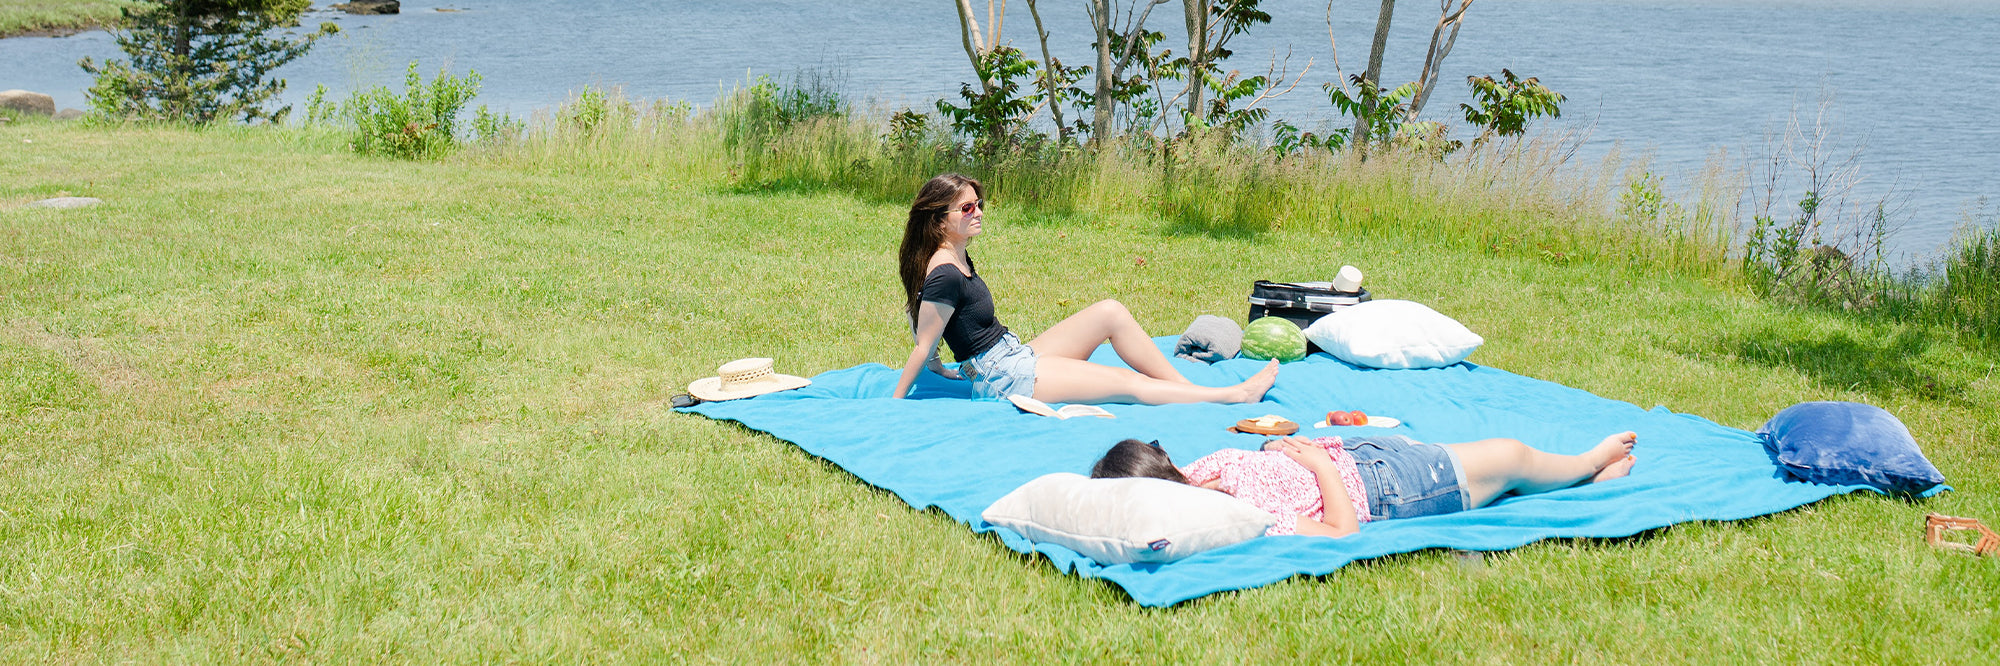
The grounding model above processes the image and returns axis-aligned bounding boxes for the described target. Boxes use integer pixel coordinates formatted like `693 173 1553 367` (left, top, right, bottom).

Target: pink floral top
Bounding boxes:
1180 437 1371 536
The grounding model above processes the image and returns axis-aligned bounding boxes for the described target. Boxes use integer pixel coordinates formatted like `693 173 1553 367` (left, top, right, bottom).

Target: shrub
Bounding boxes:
1740 101 1893 307
1462 69 1565 146
314 62 485 159
470 105 526 146
1742 190 1879 306
1323 76 1419 153
717 72 852 185
936 46 1042 156
561 86 610 136
719 72 845 155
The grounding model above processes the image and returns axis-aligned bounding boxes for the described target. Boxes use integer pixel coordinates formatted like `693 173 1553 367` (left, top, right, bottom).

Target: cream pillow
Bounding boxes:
981 472 1275 565
1304 299 1484 369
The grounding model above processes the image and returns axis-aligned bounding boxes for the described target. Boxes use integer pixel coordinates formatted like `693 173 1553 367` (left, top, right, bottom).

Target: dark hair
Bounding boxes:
1090 439 1190 484
897 173 984 328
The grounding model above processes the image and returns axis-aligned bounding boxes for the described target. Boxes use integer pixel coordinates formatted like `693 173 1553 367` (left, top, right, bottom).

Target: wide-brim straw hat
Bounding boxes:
688 357 811 402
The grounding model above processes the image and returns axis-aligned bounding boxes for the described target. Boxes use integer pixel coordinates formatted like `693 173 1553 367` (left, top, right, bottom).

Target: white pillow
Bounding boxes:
1304 299 1484 369
981 473 1275 565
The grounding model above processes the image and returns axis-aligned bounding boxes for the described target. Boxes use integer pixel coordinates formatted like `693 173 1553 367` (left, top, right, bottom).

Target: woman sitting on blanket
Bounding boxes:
1092 433 1640 538
892 173 1280 404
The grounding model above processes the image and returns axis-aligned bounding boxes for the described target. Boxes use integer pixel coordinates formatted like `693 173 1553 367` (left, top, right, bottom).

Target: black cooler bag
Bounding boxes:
1247 280 1372 354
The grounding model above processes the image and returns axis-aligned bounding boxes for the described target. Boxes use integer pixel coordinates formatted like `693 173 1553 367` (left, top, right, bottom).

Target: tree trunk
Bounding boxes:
1352 0 1395 142
1091 0 1113 144
955 0 994 93
1409 0 1472 118
990 0 1006 50
1025 0 1066 141
1183 0 1207 123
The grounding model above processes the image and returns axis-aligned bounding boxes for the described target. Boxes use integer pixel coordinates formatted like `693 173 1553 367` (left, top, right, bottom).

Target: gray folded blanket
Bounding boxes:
1174 315 1243 364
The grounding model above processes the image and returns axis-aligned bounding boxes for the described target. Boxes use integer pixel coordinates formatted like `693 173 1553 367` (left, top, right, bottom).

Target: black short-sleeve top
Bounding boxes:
919 257 1009 361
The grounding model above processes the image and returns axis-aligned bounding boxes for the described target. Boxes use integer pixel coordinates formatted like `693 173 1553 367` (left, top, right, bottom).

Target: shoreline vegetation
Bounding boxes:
0 0 130 39
3 72 1997 659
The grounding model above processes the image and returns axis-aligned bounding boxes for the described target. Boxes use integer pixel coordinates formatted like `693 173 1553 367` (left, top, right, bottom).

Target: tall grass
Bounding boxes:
491 87 714 182
1940 220 2000 342
672 76 2000 346
301 70 1999 348
675 77 1742 277
1868 214 2000 348
0 0 130 37
324 70 1993 345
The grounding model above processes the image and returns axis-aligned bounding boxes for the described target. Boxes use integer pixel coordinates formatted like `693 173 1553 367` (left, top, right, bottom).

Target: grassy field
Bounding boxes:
2 115 1997 661
0 0 131 37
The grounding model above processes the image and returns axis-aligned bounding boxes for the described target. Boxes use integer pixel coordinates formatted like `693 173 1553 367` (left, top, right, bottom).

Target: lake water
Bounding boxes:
4 0 1997 261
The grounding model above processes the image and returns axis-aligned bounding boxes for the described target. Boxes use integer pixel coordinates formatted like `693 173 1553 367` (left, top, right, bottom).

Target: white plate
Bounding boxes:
1313 415 1401 429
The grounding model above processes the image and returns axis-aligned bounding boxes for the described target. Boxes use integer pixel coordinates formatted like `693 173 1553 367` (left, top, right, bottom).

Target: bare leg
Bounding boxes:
1445 432 1637 508
1025 299 1190 383
1030 356 1278 405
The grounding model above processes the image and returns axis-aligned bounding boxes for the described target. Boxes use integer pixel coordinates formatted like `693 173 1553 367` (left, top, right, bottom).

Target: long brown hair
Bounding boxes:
898 173 984 328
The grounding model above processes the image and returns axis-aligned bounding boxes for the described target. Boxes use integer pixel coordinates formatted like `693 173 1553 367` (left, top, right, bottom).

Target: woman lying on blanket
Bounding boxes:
1092 433 1639 538
892 173 1280 404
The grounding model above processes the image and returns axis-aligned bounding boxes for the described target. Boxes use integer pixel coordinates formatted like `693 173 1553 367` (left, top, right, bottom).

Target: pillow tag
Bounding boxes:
1148 539 1172 551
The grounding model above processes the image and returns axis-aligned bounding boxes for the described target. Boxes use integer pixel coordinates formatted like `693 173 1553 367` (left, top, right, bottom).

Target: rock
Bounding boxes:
53 108 84 121
0 90 56 116
28 197 104 209
329 0 399 14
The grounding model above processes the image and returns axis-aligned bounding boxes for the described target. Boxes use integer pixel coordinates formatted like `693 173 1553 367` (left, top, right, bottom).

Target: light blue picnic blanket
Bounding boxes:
682 338 1884 607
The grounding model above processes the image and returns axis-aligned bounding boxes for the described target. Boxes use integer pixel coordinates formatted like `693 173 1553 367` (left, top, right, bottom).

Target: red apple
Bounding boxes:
1351 410 1369 426
1328 410 1352 426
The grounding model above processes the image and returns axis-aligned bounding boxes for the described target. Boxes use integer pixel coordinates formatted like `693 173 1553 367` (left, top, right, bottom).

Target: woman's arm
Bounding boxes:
893 300 955 399
1278 438 1361 538
924 351 960 380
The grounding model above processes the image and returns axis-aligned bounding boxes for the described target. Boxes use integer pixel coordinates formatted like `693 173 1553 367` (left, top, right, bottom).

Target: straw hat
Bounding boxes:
687 358 811 402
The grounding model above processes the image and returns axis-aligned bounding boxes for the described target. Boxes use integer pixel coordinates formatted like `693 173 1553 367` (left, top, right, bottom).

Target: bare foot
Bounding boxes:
1591 454 1637 483
1585 431 1637 469
1232 360 1281 403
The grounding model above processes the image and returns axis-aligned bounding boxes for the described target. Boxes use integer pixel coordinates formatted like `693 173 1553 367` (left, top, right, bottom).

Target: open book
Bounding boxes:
1008 394 1114 419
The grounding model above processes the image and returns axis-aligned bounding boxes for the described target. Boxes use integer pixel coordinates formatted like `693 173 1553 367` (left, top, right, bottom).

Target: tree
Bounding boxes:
937 46 1041 153
1023 0 1088 143
951 0 1006 94
1333 0 1476 151
1091 0 1115 142
1350 0 1395 142
1179 0 1274 116
1183 0 1209 114
1089 0 1171 143
943 1 1055 152
1178 0 1298 137
1407 0 1474 118
79 0 335 124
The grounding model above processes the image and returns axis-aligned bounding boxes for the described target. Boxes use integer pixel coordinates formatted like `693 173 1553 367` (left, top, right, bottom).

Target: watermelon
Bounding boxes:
1239 316 1307 362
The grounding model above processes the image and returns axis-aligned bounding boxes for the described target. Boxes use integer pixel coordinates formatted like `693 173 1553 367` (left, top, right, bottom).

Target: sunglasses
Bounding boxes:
954 199 985 215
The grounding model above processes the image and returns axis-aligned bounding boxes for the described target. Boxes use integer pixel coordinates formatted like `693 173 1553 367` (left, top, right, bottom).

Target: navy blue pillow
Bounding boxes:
1758 401 1945 494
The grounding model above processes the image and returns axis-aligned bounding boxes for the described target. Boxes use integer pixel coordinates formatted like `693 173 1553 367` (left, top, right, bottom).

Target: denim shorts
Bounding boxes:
960 332 1037 400
1342 435 1472 520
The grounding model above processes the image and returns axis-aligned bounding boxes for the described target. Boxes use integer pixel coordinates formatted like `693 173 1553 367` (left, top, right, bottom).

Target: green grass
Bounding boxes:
0 0 132 37
3 114 1997 662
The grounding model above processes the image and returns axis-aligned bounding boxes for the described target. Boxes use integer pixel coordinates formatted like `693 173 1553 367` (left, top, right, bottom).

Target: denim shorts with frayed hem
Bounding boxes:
961 331 1037 400
1343 435 1472 520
